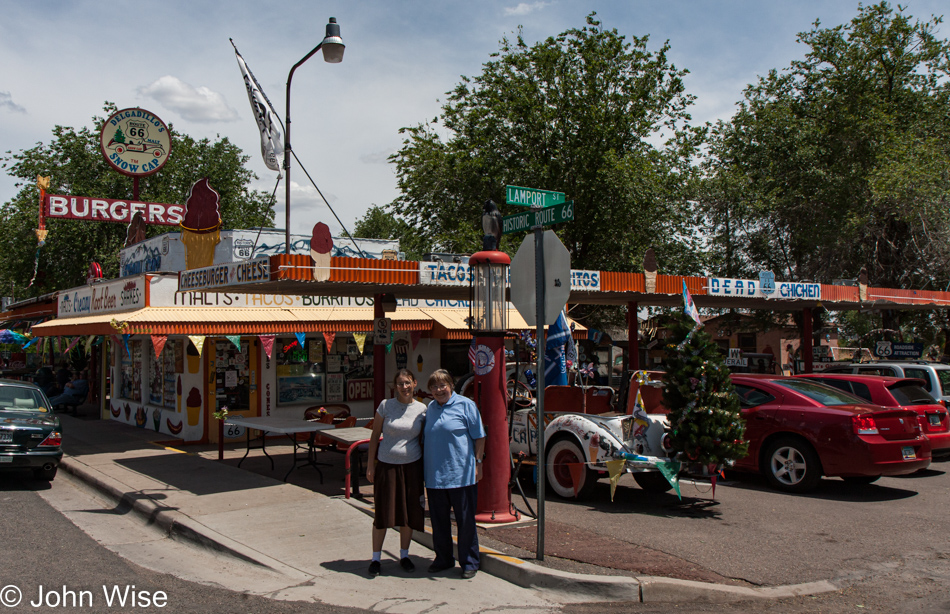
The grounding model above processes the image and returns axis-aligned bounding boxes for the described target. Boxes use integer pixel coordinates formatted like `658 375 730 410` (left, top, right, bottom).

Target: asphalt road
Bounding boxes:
505 459 950 613
0 469 364 614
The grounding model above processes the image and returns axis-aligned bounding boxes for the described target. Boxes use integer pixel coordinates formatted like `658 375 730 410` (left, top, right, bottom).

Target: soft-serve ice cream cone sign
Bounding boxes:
100 108 171 176
180 178 223 270
310 222 333 281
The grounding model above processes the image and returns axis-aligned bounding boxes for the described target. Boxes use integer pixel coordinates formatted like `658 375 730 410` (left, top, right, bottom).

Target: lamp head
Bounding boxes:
321 17 345 63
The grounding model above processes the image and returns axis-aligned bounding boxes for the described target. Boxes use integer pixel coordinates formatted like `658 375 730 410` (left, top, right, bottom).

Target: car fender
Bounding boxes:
543 413 629 467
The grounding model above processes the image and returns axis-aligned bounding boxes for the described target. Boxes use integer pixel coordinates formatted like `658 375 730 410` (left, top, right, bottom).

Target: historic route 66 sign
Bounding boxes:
759 270 776 296
875 341 893 357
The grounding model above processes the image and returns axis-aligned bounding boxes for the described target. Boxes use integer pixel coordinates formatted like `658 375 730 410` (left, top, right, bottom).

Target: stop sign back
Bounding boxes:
510 230 571 326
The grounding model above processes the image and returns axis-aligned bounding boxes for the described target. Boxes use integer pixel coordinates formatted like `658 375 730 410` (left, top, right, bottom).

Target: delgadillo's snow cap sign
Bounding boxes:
100 107 172 176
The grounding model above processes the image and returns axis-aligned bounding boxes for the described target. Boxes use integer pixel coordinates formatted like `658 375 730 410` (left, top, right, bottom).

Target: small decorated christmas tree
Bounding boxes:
113 128 126 143
661 310 748 469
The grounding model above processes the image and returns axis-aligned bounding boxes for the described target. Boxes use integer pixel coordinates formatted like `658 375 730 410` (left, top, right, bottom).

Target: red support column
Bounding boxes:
374 294 385 408
628 301 639 371
802 307 814 374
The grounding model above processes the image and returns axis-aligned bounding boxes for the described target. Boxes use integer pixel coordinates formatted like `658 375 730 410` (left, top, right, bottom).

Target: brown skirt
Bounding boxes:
373 457 425 531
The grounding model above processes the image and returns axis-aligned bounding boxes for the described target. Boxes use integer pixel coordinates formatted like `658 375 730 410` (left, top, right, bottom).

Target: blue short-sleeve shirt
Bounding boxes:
423 392 486 489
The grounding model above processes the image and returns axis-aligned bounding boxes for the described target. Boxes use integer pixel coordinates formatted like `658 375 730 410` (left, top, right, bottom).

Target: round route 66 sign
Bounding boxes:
100 107 172 176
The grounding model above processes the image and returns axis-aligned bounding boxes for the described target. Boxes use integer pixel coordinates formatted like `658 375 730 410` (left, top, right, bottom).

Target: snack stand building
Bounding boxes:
29 230 586 444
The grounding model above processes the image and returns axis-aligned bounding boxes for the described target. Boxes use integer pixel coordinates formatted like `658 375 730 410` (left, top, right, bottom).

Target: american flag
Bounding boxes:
468 337 477 367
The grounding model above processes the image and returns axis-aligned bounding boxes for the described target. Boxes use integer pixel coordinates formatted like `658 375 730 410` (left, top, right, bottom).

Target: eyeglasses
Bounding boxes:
430 383 451 392
395 381 415 388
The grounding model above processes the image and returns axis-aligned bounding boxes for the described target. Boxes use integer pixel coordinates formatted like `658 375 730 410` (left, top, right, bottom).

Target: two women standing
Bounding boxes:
366 368 486 579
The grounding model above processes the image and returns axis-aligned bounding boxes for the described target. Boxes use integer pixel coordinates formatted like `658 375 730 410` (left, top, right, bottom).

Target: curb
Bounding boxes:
338 495 838 604
59 456 308 580
62 451 840 605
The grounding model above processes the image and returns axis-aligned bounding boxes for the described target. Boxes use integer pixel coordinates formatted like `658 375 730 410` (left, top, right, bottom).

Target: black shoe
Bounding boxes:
400 557 415 572
428 560 454 573
368 560 381 576
460 568 477 579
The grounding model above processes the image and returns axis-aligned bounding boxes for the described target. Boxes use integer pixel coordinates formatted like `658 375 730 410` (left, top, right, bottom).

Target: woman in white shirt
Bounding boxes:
366 369 427 576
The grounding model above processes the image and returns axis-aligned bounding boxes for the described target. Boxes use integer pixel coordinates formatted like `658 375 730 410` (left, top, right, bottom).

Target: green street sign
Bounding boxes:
505 185 565 208
502 201 574 235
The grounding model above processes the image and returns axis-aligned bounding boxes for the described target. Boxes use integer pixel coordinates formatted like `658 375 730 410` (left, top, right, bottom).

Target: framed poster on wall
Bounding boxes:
326 373 345 402
277 374 324 405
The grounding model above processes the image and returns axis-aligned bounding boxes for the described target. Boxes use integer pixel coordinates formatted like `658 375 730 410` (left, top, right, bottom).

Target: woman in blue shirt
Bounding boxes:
424 369 486 579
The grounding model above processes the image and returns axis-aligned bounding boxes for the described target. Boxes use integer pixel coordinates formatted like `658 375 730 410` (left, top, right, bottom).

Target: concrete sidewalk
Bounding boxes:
55 410 837 609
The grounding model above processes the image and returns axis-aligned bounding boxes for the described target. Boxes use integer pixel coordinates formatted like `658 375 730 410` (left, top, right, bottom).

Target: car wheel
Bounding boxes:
33 466 57 482
546 437 597 499
633 471 673 493
763 437 822 493
841 475 880 486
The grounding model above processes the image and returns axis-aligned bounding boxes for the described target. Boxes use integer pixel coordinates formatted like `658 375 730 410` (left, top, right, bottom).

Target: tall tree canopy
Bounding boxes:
0 103 276 298
388 13 705 282
701 2 950 294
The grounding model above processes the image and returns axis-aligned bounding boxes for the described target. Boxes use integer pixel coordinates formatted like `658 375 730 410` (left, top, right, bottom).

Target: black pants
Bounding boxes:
426 484 480 571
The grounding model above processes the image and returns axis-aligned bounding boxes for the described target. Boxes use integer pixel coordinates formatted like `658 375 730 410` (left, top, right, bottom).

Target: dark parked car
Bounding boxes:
730 374 930 492
796 373 950 459
0 379 62 481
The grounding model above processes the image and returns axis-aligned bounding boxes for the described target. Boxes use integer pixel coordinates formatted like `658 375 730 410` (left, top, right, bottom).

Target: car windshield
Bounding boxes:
773 379 866 406
890 383 938 406
0 387 50 413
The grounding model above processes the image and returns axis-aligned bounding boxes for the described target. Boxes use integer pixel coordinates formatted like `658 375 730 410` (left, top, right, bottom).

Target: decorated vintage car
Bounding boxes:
509 372 678 499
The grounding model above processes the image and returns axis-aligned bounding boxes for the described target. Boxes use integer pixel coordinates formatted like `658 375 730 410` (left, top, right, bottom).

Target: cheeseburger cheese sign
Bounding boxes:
43 107 183 226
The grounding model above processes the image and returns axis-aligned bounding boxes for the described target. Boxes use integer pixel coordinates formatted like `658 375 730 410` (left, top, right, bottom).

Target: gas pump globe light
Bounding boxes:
471 256 509 333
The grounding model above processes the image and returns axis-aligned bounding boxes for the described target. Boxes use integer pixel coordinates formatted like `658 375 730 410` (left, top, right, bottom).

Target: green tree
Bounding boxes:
701 2 950 334
388 13 706 323
0 103 275 298
661 312 748 468
353 205 426 261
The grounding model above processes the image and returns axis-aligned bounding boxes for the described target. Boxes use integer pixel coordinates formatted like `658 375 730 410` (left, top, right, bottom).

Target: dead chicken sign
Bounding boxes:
100 107 172 176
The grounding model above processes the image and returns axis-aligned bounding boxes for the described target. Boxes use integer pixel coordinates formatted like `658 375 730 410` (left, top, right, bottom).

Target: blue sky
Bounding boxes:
1 1 946 237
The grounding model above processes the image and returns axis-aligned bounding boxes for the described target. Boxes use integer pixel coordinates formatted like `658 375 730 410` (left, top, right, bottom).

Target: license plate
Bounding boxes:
929 414 941 426
902 446 916 461
0 456 11 463
0 431 11 443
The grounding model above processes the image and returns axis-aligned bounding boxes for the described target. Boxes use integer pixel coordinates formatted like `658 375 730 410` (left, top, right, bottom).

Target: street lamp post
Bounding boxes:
284 17 344 254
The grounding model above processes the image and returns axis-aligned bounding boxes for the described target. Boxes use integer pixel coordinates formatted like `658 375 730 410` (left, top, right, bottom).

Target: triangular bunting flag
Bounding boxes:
385 331 395 354
567 462 585 498
23 336 39 350
259 334 275 360
226 335 242 350
85 335 95 354
64 336 82 354
353 332 366 354
151 335 168 359
323 331 336 350
188 335 205 356
656 460 682 500
410 330 422 350
294 332 306 349
122 334 132 358
606 459 625 502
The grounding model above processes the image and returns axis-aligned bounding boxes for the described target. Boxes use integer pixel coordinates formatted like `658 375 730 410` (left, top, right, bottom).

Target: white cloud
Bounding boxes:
137 76 239 123
0 92 26 114
504 2 550 17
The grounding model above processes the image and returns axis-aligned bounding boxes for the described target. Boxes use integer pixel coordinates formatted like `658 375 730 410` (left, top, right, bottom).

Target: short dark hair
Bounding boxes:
427 369 453 390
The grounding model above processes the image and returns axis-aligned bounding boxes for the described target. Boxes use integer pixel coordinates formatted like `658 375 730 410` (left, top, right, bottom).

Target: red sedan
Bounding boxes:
796 373 950 460
730 374 931 492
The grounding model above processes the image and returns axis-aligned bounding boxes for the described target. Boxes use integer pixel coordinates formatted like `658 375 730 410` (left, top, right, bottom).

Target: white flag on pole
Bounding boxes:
233 43 284 172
